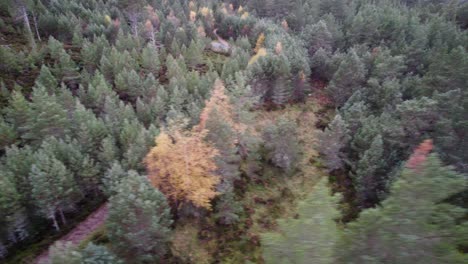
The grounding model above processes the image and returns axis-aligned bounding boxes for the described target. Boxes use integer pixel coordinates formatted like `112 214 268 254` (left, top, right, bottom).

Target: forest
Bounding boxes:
0 0 467 263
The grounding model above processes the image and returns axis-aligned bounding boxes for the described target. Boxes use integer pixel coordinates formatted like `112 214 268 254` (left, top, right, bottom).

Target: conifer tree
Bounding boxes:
3 91 31 136
352 134 385 207
302 20 333 56
98 136 120 170
262 117 301 174
262 178 341 264
81 243 123 264
0 172 29 246
0 117 16 149
107 174 172 263
35 65 58 94
29 150 80 231
141 44 161 74
336 140 467 264
102 162 127 196
3 145 35 209
318 114 350 172
327 49 366 106
53 50 79 84
48 242 82 264
21 86 70 144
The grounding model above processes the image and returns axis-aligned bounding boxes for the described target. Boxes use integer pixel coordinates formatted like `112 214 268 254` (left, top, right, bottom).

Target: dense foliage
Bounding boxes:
0 0 466 263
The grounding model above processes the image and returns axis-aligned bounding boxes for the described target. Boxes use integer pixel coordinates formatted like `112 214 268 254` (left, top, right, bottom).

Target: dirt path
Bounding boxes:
34 203 109 264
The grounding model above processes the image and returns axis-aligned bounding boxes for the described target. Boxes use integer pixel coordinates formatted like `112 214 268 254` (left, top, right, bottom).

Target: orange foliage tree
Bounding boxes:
197 79 236 130
406 139 433 172
145 129 220 210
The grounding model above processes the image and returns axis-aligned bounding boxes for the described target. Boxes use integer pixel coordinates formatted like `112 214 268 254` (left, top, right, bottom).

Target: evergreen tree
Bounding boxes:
102 162 127 196
81 243 123 264
352 134 385 207
3 91 31 136
318 114 350 172
0 172 28 247
48 242 82 264
21 87 70 144
336 140 467 264
262 178 341 264
0 117 16 149
52 50 79 84
327 49 366 106
35 65 58 94
302 20 333 56
107 174 172 263
3 145 35 208
141 44 161 74
29 150 80 231
262 117 301 174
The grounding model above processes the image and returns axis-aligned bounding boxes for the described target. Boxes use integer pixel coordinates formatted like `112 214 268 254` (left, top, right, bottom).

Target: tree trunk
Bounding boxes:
150 30 156 46
32 12 41 41
21 6 36 51
59 208 67 225
129 14 140 47
51 214 60 231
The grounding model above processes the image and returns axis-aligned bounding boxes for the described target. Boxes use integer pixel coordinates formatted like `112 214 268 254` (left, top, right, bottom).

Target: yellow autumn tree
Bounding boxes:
145 130 219 210
254 33 265 53
248 47 267 65
198 80 233 129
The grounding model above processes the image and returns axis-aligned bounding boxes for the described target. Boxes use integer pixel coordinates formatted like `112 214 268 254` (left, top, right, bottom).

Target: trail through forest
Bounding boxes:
34 203 109 264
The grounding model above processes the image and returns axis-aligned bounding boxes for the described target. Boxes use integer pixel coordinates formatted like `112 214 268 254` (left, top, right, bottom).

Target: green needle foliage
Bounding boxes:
262 178 341 264
107 173 173 263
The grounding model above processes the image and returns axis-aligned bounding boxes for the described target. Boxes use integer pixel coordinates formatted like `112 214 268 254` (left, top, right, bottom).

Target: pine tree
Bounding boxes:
327 49 366 106
302 20 333 56
145 129 220 210
3 145 35 207
122 127 155 171
317 114 350 172
141 44 160 74
0 117 16 149
166 54 187 81
107 174 172 263
39 137 100 195
72 101 109 158
53 50 79 84
101 162 127 196
98 136 120 170
78 73 118 115
0 172 29 246
35 65 58 94
21 86 70 144
310 48 334 81
262 117 301 174
352 134 385 207
48 242 82 264
29 150 80 231
336 140 467 264
262 178 341 264
81 243 123 264
3 91 31 136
